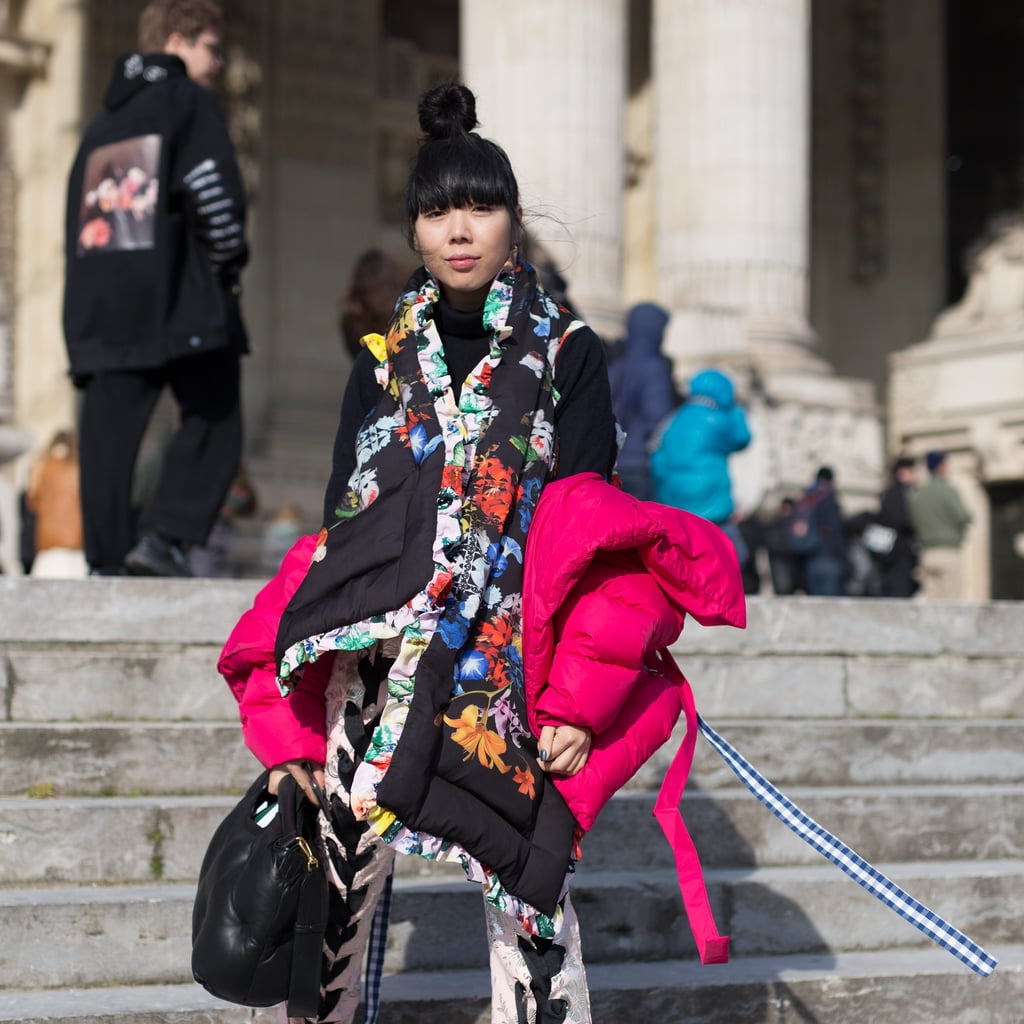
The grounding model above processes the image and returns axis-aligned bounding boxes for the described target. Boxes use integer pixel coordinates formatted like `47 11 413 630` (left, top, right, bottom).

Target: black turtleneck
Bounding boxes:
432 299 491 388
322 298 617 523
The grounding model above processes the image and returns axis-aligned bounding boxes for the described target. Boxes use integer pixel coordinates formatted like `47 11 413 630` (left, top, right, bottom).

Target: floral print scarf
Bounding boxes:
279 257 584 932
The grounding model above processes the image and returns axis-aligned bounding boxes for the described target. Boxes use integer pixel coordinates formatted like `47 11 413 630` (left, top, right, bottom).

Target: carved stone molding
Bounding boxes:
930 212 1024 338
0 0 49 77
0 31 47 74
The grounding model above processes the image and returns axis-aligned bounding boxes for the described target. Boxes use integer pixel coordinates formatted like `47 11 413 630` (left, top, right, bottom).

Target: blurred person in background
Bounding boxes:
650 367 751 566
63 0 249 577
26 430 87 578
764 496 802 595
787 466 847 597
869 456 920 598
910 451 972 599
607 302 678 500
338 249 413 361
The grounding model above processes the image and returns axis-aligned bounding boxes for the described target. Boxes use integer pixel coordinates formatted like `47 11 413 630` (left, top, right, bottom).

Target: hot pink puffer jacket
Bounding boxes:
220 474 745 801
522 473 746 832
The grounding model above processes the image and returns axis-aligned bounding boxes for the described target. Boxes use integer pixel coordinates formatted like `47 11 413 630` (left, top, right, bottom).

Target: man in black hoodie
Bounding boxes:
63 0 248 576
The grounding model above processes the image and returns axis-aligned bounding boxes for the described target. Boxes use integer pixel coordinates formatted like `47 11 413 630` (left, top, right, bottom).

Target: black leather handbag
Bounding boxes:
191 769 328 1017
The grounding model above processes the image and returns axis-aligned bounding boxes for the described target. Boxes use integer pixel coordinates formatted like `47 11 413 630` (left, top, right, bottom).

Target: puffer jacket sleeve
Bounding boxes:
535 552 685 734
218 534 332 768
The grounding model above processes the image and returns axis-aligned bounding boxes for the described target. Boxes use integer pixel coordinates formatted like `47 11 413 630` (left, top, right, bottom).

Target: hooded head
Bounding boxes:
624 302 670 357
687 368 736 410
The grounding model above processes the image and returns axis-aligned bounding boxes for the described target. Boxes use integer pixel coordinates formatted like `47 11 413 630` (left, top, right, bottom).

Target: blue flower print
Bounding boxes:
518 476 542 532
504 645 524 692
486 542 508 578
409 422 443 464
459 649 489 681
437 596 470 650
501 536 523 565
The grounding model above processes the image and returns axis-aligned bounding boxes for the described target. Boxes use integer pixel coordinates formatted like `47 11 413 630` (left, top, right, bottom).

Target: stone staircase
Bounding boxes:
0 581 1022 1023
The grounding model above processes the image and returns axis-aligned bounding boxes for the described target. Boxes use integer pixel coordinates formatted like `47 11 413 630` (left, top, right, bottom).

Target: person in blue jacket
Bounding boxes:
607 302 678 499
650 368 751 557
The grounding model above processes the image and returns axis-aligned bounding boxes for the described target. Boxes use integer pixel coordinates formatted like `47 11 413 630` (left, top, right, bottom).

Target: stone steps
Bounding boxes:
3 783 1024 886
5 717 1024 796
2 859 1020 991
3 947 1023 1024
1 583 1021 1021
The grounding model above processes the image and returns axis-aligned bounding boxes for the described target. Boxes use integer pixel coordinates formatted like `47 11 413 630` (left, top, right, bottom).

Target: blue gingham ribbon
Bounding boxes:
697 713 998 977
362 864 394 1024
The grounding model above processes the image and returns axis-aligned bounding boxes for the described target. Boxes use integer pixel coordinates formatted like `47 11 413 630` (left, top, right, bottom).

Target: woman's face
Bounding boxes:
414 203 516 311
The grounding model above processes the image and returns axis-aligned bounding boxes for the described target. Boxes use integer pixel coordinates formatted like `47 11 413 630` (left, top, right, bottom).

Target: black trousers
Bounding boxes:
78 348 242 570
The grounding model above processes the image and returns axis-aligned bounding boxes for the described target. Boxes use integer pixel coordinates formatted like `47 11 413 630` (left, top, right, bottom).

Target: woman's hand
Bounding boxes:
537 724 592 776
268 760 325 805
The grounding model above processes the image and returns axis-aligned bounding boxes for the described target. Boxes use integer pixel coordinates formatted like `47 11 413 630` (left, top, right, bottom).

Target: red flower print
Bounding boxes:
489 656 510 691
427 570 453 603
472 458 515 524
441 464 463 492
514 765 535 800
478 613 514 653
396 410 428 448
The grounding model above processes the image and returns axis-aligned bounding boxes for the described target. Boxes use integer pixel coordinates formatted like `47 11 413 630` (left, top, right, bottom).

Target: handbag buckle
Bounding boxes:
294 836 319 872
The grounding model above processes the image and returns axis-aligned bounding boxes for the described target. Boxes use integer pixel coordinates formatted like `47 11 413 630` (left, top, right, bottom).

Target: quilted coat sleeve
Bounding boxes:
218 534 332 768
535 552 685 735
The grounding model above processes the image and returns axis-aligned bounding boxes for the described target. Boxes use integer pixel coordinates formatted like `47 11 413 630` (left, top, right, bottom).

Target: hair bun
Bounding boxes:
418 82 478 140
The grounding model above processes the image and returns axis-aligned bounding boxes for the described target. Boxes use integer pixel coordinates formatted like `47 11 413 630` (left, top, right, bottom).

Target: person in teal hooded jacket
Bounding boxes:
650 368 751 526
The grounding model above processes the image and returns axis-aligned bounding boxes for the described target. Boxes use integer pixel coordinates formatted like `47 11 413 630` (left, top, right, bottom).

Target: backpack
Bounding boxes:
785 494 822 555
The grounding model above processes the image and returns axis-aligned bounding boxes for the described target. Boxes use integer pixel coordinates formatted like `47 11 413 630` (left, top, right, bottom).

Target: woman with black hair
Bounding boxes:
224 82 618 1022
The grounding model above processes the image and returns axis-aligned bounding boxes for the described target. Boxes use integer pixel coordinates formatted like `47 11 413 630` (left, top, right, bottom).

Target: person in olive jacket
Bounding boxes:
909 450 972 599
62 0 249 577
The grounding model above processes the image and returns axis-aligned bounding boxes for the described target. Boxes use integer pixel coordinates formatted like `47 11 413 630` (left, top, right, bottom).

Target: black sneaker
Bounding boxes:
124 533 194 578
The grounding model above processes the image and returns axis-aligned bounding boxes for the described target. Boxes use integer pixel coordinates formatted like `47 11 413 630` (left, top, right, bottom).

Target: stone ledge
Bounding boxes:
5 583 1024 657
1 930 1020 1024
3 785 1022 885
679 597 1024 657
0 578 260 644
2 861 1020 988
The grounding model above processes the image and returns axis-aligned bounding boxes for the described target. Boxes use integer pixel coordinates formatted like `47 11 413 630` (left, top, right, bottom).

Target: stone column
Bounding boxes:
653 0 822 373
653 0 883 513
460 0 627 339
10 0 82 441
0 4 50 572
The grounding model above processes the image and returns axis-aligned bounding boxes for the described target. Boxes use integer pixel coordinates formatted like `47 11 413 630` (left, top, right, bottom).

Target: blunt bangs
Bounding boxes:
406 136 519 229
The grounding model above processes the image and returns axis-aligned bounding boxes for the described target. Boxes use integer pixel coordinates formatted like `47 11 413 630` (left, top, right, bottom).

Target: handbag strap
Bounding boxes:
288 866 329 1017
277 775 330 1017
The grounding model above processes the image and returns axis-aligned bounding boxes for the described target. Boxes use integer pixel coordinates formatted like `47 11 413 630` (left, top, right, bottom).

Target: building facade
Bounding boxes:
0 0 1021 597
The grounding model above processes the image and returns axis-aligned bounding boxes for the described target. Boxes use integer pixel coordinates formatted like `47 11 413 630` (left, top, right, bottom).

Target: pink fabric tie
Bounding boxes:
651 648 729 965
